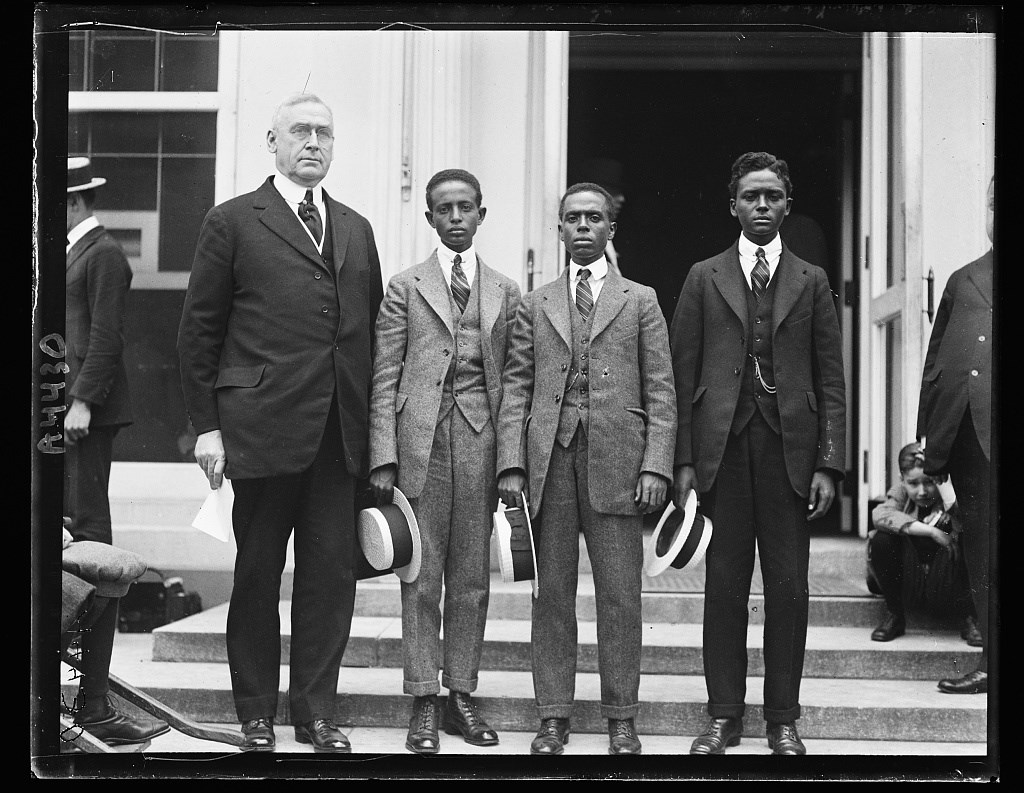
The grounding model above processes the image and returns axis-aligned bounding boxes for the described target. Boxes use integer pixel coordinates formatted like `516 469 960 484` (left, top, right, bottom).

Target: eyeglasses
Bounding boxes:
291 125 334 144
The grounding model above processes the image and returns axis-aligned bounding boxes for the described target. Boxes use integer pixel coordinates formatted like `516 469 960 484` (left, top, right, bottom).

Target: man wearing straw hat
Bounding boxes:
64 157 134 546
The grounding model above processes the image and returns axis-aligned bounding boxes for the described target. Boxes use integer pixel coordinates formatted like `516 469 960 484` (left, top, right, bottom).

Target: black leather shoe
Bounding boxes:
406 696 440 755
240 717 276 752
530 717 570 755
766 721 806 755
871 612 906 642
938 670 988 694
961 616 984 647
608 718 642 755
295 719 351 752
444 691 499 746
75 703 170 746
689 717 743 755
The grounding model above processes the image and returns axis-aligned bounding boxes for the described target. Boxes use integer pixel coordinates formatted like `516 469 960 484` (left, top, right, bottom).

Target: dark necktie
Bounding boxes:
752 248 770 302
450 253 470 314
576 267 594 321
298 189 323 246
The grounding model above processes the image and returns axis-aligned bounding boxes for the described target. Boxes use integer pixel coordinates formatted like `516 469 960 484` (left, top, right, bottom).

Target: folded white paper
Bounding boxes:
191 479 234 542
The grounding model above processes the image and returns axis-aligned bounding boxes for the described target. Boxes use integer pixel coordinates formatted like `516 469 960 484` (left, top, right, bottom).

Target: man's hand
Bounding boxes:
195 429 227 490
806 470 836 520
369 464 397 505
64 398 92 445
672 465 699 510
635 472 668 514
497 470 527 509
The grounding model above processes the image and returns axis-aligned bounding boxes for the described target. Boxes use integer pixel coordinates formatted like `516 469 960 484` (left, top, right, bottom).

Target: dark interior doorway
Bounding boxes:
567 35 861 535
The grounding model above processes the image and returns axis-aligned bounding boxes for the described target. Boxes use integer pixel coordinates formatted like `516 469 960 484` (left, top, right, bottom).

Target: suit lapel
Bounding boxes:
415 252 455 338
711 242 750 336
539 269 573 351
771 246 810 334
966 249 993 307
589 269 628 340
322 188 352 280
254 179 329 272
66 226 104 272
477 257 503 361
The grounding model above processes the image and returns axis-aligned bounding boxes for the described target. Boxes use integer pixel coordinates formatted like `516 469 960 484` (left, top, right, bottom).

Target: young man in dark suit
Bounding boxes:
368 168 521 754
917 175 995 696
64 157 134 546
670 152 846 755
178 93 384 753
497 183 677 756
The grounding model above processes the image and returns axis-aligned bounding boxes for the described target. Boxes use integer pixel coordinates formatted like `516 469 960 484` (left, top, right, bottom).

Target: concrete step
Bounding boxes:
63 633 987 744
148 601 980 682
132 722 989 760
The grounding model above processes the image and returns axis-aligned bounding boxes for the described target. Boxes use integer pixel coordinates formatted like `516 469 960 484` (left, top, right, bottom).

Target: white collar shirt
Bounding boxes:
568 256 609 305
437 241 477 290
66 215 100 254
273 174 326 252
738 233 783 291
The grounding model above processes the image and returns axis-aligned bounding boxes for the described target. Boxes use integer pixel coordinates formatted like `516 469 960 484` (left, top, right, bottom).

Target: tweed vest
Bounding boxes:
438 274 490 432
730 267 782 435
556 284 593 448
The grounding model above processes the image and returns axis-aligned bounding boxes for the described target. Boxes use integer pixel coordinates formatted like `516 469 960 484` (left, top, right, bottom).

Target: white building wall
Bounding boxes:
919 34 996 293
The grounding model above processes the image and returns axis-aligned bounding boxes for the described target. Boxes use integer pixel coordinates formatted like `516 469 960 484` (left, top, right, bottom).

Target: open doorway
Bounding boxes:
567 32 861 534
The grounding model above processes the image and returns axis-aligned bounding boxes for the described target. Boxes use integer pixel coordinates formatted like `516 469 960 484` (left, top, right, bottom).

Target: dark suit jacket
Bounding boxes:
497 267 677 517
917 249 993 471
177 176 384 480
368 252 521 499
66 225 134 428
671 241 846 497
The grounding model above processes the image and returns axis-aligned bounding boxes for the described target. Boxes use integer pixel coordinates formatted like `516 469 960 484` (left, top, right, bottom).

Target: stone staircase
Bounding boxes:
74 465 988 758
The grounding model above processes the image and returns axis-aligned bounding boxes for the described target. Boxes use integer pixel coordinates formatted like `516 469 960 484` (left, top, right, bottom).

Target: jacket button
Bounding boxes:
561 364 567 371
314 272 322 279
443 349 450 356
971 369 979 377
978 335 986 342
734 368 740 376
321 306 329 313
555 395 561 403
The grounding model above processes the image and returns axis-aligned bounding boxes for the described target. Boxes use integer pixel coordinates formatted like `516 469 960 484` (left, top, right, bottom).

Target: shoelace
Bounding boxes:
454 697 480 726
611 720 634 738
416 701 436 731
540 718 564 736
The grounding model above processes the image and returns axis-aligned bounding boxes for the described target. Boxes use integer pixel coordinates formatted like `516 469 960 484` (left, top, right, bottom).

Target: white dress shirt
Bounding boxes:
737 233 783 291
437 241 477 292
66 215 100 254
273 174 326 252
568 256 609 305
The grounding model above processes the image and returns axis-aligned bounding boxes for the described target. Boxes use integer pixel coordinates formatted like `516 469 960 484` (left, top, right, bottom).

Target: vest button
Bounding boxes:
321 306 329 313
754 336 761 343
755 317 762 324
734 368 740 376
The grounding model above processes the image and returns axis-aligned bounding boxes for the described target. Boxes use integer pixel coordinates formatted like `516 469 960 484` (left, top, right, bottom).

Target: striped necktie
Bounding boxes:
451 254 470 314
752 248 770 302
576 267 594 321
298 189 323 246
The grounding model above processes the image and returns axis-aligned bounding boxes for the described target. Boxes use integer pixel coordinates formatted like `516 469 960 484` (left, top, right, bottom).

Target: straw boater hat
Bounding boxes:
67 157 107 193
493 495 538 598
643 489 714 577
357 486 421 583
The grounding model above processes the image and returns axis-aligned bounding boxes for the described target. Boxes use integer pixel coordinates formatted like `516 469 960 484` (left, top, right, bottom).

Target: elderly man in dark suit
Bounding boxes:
497 182 677 756
177 93 384 753
917 175 995 696
64 157 133 546
671 152 846 756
